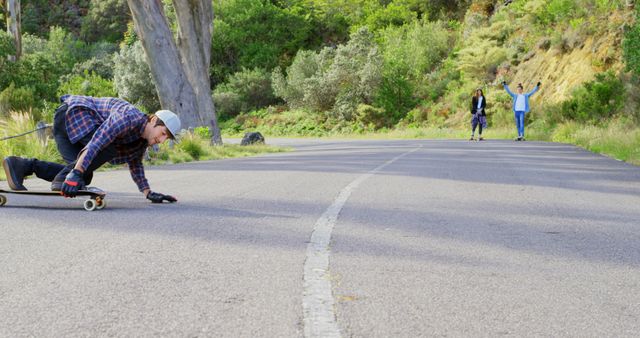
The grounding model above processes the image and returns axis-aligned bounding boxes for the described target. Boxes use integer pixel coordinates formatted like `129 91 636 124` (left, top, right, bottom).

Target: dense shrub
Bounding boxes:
0 83 39 116
212 68 277 117
113 41 160 112
376 19 452 120
623 9 640 76
67 42 118 80
535 0 581 25
273 27 383 120
419 60 461 102
213 92 244 118
272 49 325 109
374 63 416 122
2 28 88 103
57 71 117 98
550 72 625 123
42 27 89 71
21 0 90 38
178 135 207 160
80 0 130 43
0 31 15 59
355 104 389 129
211 0 316 85
362 1 417 31
378 19 452 81
12 53 61 102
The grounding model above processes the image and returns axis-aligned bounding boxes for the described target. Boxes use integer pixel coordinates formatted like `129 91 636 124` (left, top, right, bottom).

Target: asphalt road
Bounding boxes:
1 139 639 337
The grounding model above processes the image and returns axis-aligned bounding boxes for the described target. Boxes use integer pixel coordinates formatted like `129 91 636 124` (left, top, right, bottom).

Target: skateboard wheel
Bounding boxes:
96 199 106 210
84 199 97 211
0 194 6 206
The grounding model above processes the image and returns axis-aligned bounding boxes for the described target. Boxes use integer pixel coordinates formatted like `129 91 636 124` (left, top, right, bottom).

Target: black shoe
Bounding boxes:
51 167 71 191
2 156 31 191
50 178 64 191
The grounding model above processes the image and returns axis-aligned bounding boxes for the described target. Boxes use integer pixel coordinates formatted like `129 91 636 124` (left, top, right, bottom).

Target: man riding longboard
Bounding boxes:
2 95 179 204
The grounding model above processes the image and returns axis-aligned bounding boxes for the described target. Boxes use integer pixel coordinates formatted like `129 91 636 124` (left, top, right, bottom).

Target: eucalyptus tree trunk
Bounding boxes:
6 0 21 61
172 0 221 144
126 0 222 144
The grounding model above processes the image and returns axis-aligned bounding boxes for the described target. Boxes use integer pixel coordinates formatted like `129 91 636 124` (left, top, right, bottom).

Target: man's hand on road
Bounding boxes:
146 191 177 203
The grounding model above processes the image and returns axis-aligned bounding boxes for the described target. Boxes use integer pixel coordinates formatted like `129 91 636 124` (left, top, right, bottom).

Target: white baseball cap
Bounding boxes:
155 110 181 139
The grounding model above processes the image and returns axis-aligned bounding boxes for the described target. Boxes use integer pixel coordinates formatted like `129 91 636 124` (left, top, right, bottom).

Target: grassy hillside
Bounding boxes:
221 0 639 164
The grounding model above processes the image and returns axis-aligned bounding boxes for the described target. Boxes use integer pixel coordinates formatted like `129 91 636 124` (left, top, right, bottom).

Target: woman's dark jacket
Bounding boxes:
471 96 487 116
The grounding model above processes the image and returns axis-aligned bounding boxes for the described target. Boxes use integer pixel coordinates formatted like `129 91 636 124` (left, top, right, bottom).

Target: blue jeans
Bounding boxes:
514 111 525 137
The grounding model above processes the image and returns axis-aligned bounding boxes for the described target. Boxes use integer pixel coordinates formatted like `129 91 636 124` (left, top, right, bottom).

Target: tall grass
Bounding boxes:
0 112 61 180
551 120 640 164
148 132 289 165
0 111 289 182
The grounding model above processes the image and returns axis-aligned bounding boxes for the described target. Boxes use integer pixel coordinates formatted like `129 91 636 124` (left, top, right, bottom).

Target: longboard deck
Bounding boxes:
0 187 105 197
0 187 107 211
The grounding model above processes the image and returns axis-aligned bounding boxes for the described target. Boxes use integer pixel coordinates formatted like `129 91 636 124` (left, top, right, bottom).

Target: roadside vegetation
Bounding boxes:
0 0 639 166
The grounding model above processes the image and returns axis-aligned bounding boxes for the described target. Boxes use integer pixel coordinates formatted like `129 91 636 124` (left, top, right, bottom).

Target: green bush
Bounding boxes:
113 41 159 112
11 53 61 102
80 0 130 43
419 60 461 102
194 126 212 139
0 31 15 59
536 0 581 25
68 42 118 80
211 0 316 84
374 63 416 122
213 91 244 118
272 27 383 120
44 26 89 71
0 83 39 116
551 72 625 123
356 104 389 129
272 49 324 109
488 91 515 128
213 67 277 117
378 19 452 81
362 1 417 31
57 71 117 98
178 136 207 160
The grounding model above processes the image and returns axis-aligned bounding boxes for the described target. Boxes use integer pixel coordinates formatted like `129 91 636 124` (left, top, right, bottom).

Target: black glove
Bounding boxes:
61 169 85 198
537 81 541 87
147 191 177 203
502 81 507 86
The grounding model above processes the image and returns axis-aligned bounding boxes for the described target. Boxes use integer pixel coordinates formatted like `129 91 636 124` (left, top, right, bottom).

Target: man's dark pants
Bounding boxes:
30 104 117 185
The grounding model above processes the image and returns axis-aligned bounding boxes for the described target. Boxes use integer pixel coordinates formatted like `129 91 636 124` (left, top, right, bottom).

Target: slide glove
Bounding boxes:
61 169 85 198
147 191 177 203
537 81 541 87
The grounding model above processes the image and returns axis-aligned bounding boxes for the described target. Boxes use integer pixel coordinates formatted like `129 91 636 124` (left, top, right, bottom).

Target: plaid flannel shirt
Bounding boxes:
61 95 151 192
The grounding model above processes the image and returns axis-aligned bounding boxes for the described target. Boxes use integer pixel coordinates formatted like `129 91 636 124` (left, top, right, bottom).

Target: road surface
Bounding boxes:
1 139 639 337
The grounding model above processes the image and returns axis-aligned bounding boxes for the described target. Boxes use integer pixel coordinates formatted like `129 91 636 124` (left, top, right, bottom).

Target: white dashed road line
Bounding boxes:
302 145 422 337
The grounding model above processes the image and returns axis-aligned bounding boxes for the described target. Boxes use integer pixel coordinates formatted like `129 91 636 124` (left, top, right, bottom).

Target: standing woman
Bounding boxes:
470 88 487 141
502 81 541 141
